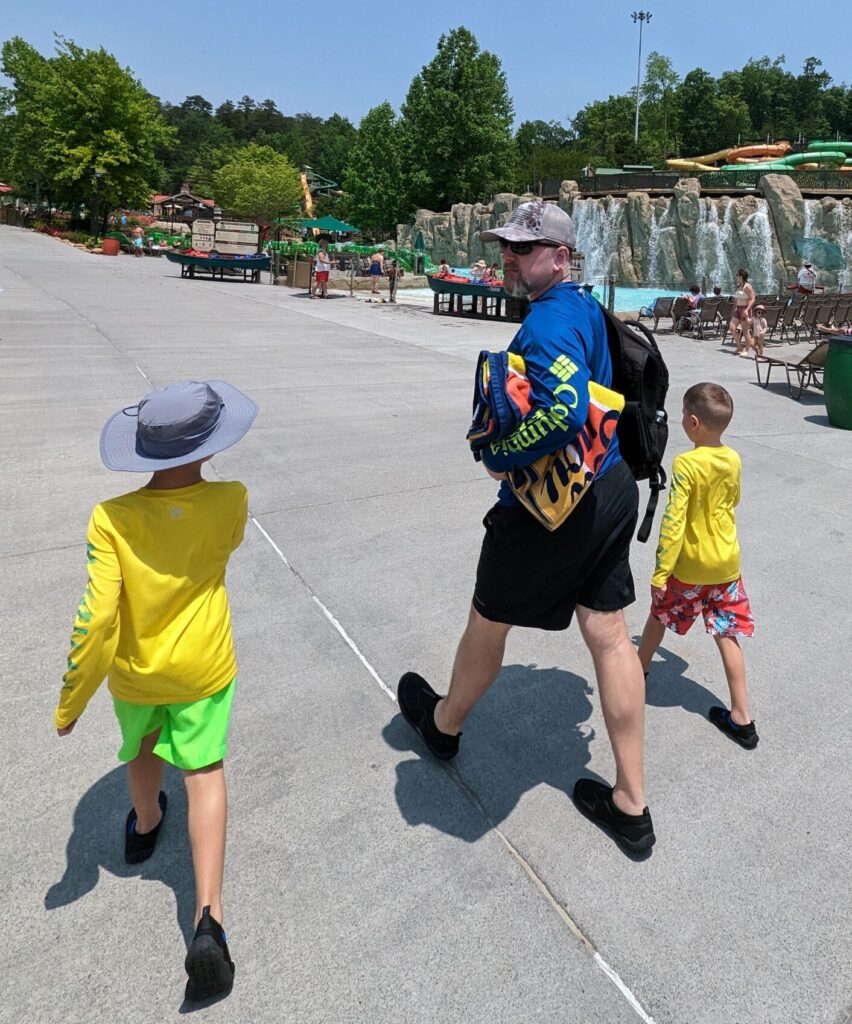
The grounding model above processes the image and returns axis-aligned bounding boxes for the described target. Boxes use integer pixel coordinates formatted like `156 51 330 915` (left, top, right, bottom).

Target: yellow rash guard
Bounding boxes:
56 481 248 728
652 446 742 589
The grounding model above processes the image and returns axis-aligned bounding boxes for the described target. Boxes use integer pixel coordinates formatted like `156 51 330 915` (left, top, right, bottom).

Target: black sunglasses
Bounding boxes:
498 240 563 255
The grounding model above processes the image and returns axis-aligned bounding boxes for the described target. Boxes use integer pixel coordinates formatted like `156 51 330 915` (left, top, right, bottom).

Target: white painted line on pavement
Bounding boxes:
250 515 395 701
593 953 657 1024
250 510 657 1023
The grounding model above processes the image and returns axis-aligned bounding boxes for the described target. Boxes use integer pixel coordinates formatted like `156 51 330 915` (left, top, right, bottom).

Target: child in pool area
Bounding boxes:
637 382 759 750
750 304 768 357
54 379 258 1001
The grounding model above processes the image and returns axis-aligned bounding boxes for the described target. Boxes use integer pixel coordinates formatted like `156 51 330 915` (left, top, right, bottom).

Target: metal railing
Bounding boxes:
571 168 852 194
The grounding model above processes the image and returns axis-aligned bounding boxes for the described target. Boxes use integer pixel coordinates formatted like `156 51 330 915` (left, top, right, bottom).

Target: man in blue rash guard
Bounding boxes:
398 202 655 854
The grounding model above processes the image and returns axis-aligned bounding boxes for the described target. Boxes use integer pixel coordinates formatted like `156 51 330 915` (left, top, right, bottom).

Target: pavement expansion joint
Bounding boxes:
245 497 658 1023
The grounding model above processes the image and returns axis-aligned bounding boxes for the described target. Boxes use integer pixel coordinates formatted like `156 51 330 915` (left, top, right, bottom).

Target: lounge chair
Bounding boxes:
832 300 851 327
649 296 674 332
754 340 829 399
793 301 822 343
672 297 693 334
692 299 722 338
778 301 800 344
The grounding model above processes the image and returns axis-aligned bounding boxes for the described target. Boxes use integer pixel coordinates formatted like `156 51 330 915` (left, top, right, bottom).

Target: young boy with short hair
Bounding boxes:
637 382 758 749
54 379 258 1000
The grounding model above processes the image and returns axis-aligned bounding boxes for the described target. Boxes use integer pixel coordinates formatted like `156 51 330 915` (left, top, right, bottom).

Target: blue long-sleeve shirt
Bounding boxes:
481 282 621 505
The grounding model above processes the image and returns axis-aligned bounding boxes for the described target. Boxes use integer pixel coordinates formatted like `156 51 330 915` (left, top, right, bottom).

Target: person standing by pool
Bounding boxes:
730 270 755 356
387 259 402 303
312 244 331 299
796 262 817 295
369 249 385 294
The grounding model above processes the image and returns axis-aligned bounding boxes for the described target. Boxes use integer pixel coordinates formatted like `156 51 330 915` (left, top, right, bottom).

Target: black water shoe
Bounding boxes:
572 779 656 854
709 707 759 749
124 791 167 865
185 906 235 1002
397 672 460 761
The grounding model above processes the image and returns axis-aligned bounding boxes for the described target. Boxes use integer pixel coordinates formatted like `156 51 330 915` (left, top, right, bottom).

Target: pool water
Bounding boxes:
399 282 678 313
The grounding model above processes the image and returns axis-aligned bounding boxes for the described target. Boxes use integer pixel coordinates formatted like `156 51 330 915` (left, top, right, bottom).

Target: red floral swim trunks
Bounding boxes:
652 576 754 637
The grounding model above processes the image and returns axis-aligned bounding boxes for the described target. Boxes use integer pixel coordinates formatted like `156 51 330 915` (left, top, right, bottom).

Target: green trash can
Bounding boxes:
824 335 852 430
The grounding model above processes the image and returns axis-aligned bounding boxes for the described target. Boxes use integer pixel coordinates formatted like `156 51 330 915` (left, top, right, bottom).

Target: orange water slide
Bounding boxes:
300 172 314 217
726 142 792 161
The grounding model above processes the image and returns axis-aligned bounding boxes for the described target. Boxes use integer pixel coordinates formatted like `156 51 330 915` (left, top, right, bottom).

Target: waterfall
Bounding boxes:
572 198 625 281
835 202 852 291
803 199 817 239
647 200 673 286
647 205 661 286
694 198 735 291
738 201 776 292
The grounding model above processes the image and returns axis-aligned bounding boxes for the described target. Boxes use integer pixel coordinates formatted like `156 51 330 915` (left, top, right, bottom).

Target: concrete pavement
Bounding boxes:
1 226 850 1024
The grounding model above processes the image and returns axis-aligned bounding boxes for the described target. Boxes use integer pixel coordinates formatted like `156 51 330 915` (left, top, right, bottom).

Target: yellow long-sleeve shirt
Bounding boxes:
56 480 248 729
651 445 741 589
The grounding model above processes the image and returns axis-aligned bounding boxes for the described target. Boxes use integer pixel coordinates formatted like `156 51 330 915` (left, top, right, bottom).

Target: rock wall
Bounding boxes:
398 175 852 292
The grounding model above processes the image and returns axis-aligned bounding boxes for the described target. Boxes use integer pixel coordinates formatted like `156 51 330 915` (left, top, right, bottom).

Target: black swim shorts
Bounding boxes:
472 459 639 631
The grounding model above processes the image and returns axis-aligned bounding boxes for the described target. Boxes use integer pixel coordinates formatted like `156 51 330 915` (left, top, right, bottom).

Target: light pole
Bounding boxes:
631 11 652 153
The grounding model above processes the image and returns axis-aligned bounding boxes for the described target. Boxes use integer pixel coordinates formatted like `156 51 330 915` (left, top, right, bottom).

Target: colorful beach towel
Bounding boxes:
467 349 624 530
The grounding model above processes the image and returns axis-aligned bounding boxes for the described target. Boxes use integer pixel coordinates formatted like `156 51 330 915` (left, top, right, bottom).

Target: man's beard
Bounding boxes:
502 268 531 298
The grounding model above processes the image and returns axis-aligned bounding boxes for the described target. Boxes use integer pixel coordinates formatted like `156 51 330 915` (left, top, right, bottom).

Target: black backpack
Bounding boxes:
597 304 669 543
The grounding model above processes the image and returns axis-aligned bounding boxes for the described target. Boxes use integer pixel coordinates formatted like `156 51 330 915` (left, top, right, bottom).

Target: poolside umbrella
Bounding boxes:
792 236 846 271
300 215 361 234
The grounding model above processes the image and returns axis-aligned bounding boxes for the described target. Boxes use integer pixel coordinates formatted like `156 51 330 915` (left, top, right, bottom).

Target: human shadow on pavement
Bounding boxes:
384 663 604 845
45 764 196 944
640 640 723 719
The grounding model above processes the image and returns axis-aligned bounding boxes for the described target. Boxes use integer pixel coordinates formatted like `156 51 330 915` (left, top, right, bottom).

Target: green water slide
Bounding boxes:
720 150 848 171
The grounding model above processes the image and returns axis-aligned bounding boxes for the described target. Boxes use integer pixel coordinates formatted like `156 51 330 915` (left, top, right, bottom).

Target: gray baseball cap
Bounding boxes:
100 380 258 472
480 200 577 248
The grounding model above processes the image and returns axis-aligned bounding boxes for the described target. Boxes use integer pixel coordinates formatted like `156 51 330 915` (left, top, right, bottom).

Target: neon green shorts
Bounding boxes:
113 679 235 771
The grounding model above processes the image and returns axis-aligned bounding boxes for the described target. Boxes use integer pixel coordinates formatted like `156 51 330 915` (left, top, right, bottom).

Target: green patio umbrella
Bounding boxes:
300 215 361 234
792 236 846 271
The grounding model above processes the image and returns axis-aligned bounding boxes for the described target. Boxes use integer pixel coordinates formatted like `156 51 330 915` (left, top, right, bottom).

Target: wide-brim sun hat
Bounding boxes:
100 380 258 472
479 199 577 249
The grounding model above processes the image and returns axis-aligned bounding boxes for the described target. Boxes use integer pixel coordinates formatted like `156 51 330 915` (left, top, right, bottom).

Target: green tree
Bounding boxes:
676 69 718 156
794 57 832 139
570 94 636 167
737 57 794 138
639 52 681 160
212 143 302 221
400 27 515 209
515 119 579 186
0 38 55 201
160 94 235 191
315 113 357 184
342 102 406 235
675 69 750 156
823 84 852 137
1 35 173 224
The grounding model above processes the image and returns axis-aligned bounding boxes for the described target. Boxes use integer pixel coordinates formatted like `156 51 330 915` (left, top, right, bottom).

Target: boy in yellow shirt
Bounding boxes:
637 382 758 749
55 380 258 1001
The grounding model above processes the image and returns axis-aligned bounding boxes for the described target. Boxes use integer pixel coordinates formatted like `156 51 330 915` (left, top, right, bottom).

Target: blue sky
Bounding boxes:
2 0 849 127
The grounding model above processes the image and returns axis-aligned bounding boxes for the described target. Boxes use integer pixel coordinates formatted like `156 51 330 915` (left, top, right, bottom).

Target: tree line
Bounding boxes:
2 29 851 236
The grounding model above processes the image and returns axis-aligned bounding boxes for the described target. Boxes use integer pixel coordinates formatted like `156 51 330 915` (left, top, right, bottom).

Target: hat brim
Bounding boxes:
480 224 547 243
99 380 258 472
479 224 575 247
